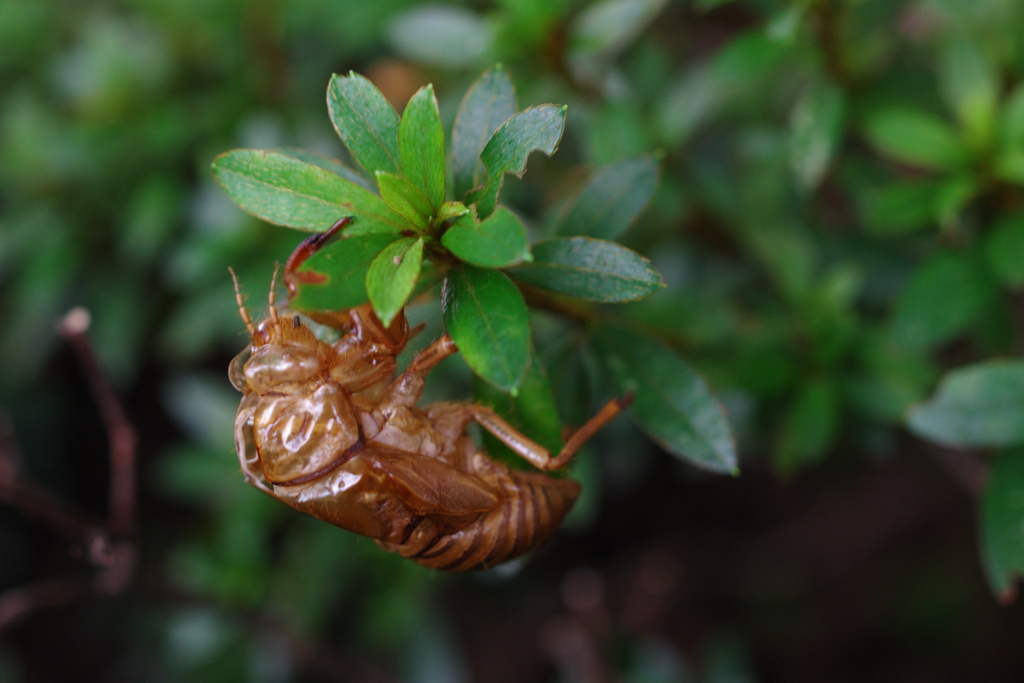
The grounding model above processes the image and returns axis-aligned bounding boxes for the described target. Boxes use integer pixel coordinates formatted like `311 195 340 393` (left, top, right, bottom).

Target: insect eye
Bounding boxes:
244 344 320 393
228 347 251 392
293 315 301 328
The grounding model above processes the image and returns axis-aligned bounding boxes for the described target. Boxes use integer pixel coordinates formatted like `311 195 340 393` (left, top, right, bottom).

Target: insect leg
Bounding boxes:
378 335 459 408
465 394 632 471
462 406 553 470
545 394 632 469
283 216 353 296
408 335 457 374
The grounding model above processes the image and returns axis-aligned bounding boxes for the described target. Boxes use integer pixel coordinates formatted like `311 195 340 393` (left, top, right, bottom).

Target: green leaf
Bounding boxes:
399 84 445 211
766 3 804 42
863 108 968 171
938 33 998 147
984 216 1024 290
994 148 1024 185
935 174 979 229
387 6 492 69
861 180 939 235
789 82 845 191
712 29 790 84
551 154 660 240
441 207 531 268
656 63 728 145
437 201 469 222
847 332 936 425
907 360 1024 448
742 223 816 304
844 373 929 425
451 66 517 200
470 104 567 218
569 0 668 57
981 449 1024 603
509 237 664 302
1001 82 1024 148
473 346 564 468
275 147 375 192
775 379 840 474
212 150 407 233
327 72 402 176
442 265 530 392
584 101 650 166
366 237 424 327
375 171 432 230
290 233 400 311
888 252 994 350
590 326 736 473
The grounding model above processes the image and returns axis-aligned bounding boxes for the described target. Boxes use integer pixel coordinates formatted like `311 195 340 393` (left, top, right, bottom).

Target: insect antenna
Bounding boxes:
228 267 256 334
268 263 281 326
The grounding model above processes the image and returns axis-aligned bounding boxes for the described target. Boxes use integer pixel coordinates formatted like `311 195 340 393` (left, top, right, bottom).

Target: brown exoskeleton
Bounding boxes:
229 217 629 571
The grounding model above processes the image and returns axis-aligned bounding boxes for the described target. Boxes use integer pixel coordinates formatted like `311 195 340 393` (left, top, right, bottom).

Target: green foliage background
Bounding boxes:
3 0 1024 680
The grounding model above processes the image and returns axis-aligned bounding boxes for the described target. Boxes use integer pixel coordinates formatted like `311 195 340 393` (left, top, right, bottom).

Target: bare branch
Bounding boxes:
0 576 92 631
57 307 138 537
0 308 139 632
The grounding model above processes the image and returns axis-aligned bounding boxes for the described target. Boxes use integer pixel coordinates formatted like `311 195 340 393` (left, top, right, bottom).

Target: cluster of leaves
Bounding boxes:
377 0 1024 603
213 67 737 474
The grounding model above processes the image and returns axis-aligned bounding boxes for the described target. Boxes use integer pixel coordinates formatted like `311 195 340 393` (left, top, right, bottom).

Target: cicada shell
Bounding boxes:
228 218 628 571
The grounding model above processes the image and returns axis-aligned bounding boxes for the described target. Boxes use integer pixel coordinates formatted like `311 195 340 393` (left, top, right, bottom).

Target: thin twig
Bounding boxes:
0 576 93 631
57 307 137 537
0 411 103 541
0 473 100 541
0 307 138 631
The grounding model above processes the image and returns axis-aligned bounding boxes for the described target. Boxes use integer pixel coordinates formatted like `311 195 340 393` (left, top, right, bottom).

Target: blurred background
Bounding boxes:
3 0 1024 680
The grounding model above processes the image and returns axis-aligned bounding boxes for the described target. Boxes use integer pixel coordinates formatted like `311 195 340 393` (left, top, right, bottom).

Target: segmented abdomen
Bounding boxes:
381 470 580 571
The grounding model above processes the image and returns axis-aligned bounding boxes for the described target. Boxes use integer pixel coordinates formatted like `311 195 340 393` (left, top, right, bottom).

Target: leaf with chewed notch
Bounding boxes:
399 84 446 210
366 237 424 327
327 72 402 176
551 154 659 240
507 237 664 302
451 66 517 200
441 207 531 268
291 233 401 311
212 150 408 233
591 326 737 473
469 105 567 218
442 265 530 392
